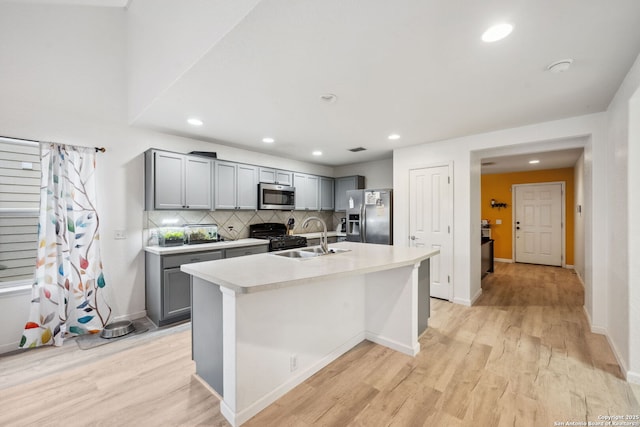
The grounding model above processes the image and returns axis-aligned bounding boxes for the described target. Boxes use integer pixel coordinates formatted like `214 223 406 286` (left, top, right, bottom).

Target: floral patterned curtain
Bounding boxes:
20 143 111 348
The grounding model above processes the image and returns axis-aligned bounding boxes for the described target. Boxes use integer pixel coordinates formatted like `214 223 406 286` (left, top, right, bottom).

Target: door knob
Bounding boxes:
516 226 520 230
410 235 416 240
516 221 520 224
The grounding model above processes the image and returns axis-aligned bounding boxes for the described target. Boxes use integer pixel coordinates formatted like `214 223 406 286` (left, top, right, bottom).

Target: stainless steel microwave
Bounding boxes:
258 183 295 210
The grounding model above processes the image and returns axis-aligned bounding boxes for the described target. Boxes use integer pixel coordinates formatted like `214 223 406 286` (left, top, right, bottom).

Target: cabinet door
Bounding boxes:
306 175 320 210
236 164 258 210
275 170 293 186
163 267 191 319
154 151 185 209
258 168 276 184
334 176 364 212
293 173 307 210
225 245 268 258
320 177 334 211
215 161 237 210
185 156 213 210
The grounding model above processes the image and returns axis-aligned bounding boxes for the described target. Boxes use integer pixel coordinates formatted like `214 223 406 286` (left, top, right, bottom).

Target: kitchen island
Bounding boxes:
181 241 439 426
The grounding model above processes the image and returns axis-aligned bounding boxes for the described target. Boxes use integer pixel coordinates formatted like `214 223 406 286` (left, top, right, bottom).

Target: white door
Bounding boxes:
514 183 563 266
409 166 452 300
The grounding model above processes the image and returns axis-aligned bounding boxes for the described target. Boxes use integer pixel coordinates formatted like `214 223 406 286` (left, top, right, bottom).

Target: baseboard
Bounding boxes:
0 340 20 354
583 306 607 335
221 331 366 427
365 331 420 356
581 306 632 382
575 271 585 288
564 264 574 269
453 288 483 307
494 258 513 263
627 371 640 385
605 332 629 381
110 310 147 323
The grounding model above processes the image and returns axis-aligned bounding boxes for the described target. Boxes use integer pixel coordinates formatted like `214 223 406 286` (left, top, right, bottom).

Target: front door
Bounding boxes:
409 165 453 300
514 183 563 266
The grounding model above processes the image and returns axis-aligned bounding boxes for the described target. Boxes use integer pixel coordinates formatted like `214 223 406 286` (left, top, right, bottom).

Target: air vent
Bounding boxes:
348 147 367 152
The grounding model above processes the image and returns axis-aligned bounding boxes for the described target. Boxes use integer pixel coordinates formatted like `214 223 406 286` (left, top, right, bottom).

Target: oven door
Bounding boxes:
259 183 295 210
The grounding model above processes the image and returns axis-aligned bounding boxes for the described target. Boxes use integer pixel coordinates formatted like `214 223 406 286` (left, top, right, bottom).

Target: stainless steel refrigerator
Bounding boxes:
345 188 393 245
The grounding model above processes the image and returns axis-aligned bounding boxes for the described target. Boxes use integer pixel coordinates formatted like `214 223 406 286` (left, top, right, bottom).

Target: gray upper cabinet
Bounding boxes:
185 156 215 209
215 161 258 210
145 149 213 210
237 163 259 210
334 175 365 211
319 177 335 211
258 168 293 186
293 173 320 211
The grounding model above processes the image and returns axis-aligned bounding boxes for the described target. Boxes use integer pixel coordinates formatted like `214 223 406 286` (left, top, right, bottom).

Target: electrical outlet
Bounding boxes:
114 230 127 240
290 354 298 372
496 219 502 225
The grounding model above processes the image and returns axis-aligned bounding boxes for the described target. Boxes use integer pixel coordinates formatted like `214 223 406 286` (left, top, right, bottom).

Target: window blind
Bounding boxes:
0 139 40 283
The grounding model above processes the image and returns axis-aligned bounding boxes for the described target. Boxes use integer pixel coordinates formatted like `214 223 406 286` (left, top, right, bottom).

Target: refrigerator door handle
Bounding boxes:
360 203 366 243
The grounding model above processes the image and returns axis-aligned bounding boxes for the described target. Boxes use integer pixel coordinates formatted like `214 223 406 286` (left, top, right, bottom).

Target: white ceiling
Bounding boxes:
17 0 640 166
4 0 129 7
481 148 584 175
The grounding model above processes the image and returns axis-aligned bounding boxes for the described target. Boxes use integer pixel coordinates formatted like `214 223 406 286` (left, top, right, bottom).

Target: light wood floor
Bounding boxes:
1 262 638 426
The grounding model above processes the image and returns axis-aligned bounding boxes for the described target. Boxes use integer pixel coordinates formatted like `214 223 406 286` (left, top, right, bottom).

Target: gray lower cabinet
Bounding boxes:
146 245 269 326
225 245 268 258
146 250 223 326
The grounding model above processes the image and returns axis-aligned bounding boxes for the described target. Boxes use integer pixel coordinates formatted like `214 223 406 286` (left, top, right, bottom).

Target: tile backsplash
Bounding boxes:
144 210 346 246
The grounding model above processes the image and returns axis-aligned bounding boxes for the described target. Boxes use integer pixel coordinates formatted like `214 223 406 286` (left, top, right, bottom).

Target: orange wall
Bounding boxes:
481 168 574 264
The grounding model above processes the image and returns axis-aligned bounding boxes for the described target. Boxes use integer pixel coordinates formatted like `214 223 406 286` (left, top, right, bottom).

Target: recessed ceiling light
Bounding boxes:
388 134 401 140
482 23 513 42
529 159 540 164
187 118 203 126
312 150 323 156
547 59 573 73
262 137 275 143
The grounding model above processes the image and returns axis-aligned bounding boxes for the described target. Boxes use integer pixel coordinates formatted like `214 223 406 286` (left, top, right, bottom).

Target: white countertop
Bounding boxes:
181 241 439 294
144 238 268 255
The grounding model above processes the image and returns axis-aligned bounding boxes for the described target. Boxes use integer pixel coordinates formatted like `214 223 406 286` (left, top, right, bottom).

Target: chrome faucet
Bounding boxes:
302 216 328 254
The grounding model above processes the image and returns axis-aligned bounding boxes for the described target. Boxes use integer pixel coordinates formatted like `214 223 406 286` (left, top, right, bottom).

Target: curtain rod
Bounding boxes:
0 134 106 153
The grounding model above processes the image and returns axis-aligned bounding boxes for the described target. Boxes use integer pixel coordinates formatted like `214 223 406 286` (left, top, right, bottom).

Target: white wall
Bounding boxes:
334 157 393 189
629 85 640 383
606 52 640 382
0 3 332 353
393 114 608 319
573 152 585 283
127 0 261 122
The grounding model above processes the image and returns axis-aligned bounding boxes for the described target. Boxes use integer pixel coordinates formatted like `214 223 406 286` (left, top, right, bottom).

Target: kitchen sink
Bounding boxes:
272 247 351 259
300 247 351 255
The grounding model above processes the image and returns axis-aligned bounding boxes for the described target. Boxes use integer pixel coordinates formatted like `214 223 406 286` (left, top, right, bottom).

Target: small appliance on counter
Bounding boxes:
158 226 185 247
184 224 218 244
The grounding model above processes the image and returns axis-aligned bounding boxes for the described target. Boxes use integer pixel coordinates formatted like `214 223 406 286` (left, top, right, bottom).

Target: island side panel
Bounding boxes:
191 276 224 396
418 260 430 335
364 264 420 356
227 275 367 425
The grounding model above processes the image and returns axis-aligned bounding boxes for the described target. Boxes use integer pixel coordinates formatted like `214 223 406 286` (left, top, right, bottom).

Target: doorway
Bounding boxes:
513 183 564 266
